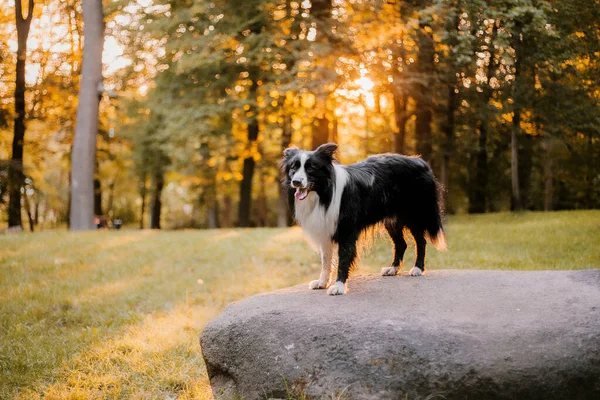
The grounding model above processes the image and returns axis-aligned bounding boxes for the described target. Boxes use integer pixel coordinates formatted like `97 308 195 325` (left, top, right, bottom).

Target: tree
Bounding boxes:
70 0 104 230
8 0 35 228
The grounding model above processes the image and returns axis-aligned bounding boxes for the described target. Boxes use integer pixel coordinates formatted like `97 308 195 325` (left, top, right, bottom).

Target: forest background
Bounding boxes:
0 0 599 231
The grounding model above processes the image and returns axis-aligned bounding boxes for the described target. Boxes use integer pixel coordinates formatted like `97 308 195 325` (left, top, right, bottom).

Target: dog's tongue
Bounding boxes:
295 188 308 201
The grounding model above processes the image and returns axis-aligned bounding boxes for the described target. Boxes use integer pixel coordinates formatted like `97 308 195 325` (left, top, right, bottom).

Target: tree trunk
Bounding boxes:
106 180 115 220
518 133 533 209
441 84 457 199
586 131 594 209
149 172 164 229
222 195 232 228
331 117 338 144
70 0 104 230
93 174 102 216
23 188 34 232
33 194 39 226
238 79 260 227
392 86 408 155
207 203 219 229
468 23 498 214
469 119 488 213
256 169 268 226
415 20 434 163
206 179 220 229
8 0 35 228
440 3 460 206
543 137 553 211
139 176 147 229
278 112 293 227
311 116 329 150
511 25 523 211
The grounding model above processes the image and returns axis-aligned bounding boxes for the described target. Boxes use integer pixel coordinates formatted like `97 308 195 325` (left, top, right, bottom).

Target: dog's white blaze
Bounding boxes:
327 281 346 295
409 267 423 276
295 163 348 250
291 152 309 187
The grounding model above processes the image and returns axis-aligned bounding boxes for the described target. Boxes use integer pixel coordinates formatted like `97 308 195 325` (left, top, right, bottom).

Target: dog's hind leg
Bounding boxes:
381 219 407 276
408 227 426 276
328 235 358 295
309 241 333 289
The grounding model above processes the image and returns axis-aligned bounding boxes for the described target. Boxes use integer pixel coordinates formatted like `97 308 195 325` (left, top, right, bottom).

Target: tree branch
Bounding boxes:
15 0 23 22
26 0 35 23
15 0 35 25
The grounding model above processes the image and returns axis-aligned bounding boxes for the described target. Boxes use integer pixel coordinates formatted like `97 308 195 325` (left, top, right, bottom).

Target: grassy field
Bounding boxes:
1 210 599 399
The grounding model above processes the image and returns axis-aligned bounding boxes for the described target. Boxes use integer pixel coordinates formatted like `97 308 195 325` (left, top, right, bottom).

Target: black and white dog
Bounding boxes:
281 143 446 295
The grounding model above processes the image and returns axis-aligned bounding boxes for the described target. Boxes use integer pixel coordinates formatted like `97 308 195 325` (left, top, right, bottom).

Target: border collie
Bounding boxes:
281 143 446 295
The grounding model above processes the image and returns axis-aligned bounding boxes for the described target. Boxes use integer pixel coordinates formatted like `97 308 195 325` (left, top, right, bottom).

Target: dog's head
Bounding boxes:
280 143 338 201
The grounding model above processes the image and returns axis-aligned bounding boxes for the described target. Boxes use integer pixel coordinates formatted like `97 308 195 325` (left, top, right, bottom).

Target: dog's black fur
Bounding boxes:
281 143 445 294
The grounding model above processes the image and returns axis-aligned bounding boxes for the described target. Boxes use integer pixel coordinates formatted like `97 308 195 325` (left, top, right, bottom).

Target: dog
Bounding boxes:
281 143 446 295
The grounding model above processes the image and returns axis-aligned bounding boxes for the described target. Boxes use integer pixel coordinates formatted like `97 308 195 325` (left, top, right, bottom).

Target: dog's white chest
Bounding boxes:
295 164 348 247
295 193 331 246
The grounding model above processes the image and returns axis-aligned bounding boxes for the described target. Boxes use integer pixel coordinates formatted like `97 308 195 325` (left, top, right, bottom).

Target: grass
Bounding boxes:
0 210 599 399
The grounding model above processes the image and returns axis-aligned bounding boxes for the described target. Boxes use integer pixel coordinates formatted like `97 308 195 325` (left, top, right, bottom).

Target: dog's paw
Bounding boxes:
308 279 327 290
381 266 398 276
409 267 424 276
327 281 346 295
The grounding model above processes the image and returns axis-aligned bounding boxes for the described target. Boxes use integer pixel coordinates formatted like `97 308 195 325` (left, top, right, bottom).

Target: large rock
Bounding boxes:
201 270 600 399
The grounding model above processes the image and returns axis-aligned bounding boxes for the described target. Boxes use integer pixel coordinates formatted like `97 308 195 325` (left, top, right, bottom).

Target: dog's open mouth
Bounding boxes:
294 186 311 201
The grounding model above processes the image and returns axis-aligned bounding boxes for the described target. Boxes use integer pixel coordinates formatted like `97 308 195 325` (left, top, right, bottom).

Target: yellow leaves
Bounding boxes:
217 171 243 181
207 157 218 167
520 110 537 136
239 145 262 162
269 89 280 99
575 31 585 38
266 112 279 124
489 99 504 110
301 92 315 108
273 9 287 21
501 112 514 124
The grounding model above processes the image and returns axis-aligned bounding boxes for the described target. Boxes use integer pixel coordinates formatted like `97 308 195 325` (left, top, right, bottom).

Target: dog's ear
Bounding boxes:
283 146 299 159
314 143 338 159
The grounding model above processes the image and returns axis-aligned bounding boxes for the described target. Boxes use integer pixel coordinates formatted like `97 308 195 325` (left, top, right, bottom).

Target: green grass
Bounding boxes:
1 210 599 399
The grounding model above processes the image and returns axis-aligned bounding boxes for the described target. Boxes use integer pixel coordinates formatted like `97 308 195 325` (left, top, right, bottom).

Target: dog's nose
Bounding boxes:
292 179 302 187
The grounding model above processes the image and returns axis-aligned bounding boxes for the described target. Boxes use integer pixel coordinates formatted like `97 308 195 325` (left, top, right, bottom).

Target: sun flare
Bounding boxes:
356 76 375 93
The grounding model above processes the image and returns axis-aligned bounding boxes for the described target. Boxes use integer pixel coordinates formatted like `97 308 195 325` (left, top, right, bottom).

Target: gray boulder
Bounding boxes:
201 270 600 399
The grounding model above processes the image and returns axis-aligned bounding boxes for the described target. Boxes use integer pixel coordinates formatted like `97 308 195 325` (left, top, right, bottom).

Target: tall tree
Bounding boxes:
469 20 499 213
70 0 104 230
8 0 35 228
414 14 435 163
510 19 523 211
238 76 260 227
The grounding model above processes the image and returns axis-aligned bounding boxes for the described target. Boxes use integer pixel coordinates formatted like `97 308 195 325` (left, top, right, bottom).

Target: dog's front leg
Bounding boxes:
327 237 357 295
309 241 333 290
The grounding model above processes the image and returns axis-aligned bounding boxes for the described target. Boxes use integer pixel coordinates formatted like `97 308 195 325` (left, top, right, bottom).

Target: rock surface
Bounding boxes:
200 270 600 399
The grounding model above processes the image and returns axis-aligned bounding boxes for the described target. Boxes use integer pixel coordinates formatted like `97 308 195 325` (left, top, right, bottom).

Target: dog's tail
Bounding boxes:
429 228 447 251
425 179 447 251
